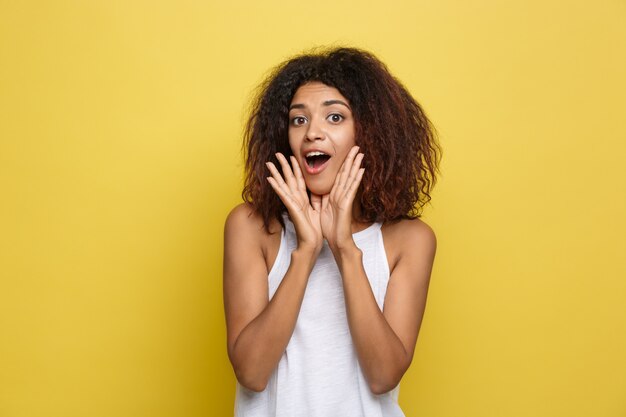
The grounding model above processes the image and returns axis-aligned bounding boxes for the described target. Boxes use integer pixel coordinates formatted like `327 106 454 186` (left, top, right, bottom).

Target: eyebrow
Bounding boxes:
289 100 351 111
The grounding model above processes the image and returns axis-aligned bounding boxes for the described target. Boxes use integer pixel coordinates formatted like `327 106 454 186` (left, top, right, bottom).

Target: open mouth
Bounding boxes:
305 151 331 169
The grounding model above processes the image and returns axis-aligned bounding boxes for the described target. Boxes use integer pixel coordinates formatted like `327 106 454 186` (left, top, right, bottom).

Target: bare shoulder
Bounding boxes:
381 217 437 274
225 202 261 232
224 203 283 273
225 203 280 236
379 217 437 371
384 217 436 247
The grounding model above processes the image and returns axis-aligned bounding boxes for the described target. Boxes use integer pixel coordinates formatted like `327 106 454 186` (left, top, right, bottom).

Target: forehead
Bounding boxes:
290 81 348 104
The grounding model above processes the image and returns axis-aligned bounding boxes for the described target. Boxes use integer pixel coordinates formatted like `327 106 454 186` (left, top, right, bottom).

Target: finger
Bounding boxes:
345 168 365 203
351 153 365 177
345 150 363 184
267 162 302 212
266 176 298 209
335 147 360 201
346 153 365 190
336 146 360 193
275 153 297 190
311 193 322 212
290 155 308 197
331 146 359 201
329 161 342 202
343 153 364 195
321 193 330 211
266 161 291 196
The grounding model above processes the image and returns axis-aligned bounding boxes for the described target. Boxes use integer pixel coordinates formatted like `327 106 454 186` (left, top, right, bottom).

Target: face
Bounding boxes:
288 82 356 196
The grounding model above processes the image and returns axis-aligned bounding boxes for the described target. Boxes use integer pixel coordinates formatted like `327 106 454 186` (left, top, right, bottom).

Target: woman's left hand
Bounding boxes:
318 145 365 255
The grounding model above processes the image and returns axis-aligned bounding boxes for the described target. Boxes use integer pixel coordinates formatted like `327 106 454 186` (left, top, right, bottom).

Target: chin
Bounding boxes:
305 179 333 196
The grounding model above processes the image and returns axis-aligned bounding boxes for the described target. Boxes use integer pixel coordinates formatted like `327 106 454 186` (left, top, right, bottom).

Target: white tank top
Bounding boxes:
234 213 405 417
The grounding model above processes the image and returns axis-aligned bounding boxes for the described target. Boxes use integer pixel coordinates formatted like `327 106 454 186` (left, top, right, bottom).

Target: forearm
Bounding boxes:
231 249 316 392
336 246 410 395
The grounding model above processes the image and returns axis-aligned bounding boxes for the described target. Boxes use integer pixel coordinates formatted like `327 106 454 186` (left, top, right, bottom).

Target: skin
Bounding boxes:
223 82 437 395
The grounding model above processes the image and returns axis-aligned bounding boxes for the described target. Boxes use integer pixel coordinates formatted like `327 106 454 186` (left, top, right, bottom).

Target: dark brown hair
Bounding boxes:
241 46 442 233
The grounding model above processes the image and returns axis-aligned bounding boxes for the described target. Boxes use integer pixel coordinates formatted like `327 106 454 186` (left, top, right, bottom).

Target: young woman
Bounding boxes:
223 47 441 416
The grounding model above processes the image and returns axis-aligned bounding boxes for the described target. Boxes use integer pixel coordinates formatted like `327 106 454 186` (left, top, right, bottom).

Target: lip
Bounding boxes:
301 149 332 175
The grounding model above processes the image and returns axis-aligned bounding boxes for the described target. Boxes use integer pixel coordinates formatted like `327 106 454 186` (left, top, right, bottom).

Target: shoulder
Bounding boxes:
224 203 280 233
225 202 258 236
383 217 436 248
224 203 266 266
225 202 260 229
224 202 282 243
224 203 284 274
381 217 437 273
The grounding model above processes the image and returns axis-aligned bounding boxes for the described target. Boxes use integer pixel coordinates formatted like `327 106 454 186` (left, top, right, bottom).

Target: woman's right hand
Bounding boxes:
266 152 323 257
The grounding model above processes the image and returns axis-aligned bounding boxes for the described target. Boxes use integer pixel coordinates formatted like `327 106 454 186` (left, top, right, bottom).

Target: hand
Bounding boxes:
266 152 324 256
319 146 365 255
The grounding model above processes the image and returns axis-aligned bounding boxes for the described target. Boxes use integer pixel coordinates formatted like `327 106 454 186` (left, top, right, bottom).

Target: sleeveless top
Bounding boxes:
234 213 406 417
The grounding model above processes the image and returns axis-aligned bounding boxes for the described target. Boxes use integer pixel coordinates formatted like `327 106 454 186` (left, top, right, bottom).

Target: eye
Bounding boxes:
291 116 307 126
327 113 344 123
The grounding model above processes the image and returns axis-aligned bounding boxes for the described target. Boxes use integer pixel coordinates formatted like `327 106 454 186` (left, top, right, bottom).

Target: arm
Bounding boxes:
223 203 317 392
334 220 437 395
316 146 436 394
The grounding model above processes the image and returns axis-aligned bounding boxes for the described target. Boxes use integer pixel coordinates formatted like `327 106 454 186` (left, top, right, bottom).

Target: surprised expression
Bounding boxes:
288 81 356 196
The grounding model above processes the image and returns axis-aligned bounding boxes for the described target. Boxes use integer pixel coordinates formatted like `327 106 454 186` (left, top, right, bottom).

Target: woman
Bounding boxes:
223 46 441 416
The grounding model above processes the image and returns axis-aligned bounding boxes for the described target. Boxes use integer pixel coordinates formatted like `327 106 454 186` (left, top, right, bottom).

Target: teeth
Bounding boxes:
306 151 328 157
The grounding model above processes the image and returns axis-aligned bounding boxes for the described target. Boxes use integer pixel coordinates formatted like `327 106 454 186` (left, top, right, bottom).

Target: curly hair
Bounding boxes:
241 46 442 233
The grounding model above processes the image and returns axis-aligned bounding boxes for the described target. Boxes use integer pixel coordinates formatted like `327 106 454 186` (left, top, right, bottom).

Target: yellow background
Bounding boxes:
1 0 625 416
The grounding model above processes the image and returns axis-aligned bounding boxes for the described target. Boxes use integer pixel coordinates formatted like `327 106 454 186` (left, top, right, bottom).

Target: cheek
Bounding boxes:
337 127 356 149
337 138 356 160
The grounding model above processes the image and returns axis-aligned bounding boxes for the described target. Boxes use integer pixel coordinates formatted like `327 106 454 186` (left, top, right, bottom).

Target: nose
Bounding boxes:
304 117 324 142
